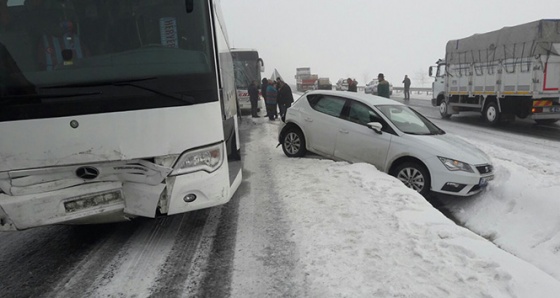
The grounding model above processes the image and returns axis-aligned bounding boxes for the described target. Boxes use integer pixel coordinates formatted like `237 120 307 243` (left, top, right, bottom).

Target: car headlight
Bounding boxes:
170 143 224 176
438 156 474 173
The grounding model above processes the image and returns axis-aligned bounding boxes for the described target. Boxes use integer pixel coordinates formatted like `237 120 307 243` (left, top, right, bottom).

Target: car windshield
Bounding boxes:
376 105 445 135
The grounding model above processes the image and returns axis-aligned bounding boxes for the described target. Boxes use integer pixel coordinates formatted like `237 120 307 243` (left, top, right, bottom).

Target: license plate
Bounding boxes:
479 176 494 187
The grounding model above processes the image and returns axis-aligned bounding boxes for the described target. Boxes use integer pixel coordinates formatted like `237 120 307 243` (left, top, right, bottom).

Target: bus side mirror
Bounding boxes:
429 66 433 77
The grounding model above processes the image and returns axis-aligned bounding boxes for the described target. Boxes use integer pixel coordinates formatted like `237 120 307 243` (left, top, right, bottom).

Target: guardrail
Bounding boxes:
355 86 432 95
291 84 432 95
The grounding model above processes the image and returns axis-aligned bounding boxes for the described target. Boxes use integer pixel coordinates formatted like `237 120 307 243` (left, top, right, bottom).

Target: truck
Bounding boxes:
295 67 318 92
314 77 333 90
429 19 560 125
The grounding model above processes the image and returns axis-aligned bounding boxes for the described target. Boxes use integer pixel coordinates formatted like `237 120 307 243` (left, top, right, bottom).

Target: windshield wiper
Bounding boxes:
42 77 195 105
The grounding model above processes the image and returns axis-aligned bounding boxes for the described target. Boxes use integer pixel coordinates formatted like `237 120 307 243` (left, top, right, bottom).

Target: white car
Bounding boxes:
364 79 393 96
335 78 349 91
278 90 494 197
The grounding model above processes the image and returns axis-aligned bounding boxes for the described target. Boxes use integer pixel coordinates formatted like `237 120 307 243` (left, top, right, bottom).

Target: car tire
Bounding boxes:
484 101 500 125
439 100 452 119
281 127 307 157
391 162 431 196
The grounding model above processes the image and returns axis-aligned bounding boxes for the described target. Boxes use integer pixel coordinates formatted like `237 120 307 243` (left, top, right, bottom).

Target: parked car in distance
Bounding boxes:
278 90 494 197
364 79 393 96
335 78 349 91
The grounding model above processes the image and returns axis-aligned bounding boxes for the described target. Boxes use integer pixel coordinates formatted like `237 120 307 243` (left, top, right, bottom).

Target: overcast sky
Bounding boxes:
220 0 560 87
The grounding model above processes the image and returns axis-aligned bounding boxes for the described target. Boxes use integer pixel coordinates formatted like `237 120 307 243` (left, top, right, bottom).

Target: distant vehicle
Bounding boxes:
295 67 318 92
278 90 494 197
314 78 333 90
231 49 265 112
365 79 393 96
430 19 560 125
335 78 349 91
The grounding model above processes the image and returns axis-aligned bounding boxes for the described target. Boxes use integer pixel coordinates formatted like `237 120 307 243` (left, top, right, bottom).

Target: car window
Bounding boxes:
347 101 383 126
377 105 443 135
310 95 346 117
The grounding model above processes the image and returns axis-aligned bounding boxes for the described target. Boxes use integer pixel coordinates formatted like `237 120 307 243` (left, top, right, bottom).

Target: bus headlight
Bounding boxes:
170 143 224 176
438 156 474 173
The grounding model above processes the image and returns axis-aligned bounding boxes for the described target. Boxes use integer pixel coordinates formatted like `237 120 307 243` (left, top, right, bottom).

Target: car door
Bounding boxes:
334 100 394 172
303 95 347 157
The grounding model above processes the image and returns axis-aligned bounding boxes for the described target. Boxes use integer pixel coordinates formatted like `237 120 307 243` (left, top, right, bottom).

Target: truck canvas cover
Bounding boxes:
446 19 560 64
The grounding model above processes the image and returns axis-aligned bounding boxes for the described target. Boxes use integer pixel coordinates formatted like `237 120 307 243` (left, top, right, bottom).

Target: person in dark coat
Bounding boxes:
276 78 294 120
347 78 357 92
376 73 390 98
248 80 260 117
265 79 277 121
402 75 411 100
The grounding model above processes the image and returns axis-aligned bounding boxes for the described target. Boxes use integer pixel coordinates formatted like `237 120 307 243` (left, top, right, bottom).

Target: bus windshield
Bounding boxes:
1 0 217 121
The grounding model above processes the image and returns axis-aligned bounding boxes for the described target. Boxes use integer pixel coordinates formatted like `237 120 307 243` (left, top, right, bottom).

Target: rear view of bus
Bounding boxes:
231 49 264 112
0 0 241 230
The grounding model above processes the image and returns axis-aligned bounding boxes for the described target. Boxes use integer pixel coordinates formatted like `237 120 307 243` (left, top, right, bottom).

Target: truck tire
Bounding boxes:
484 101 500 125
439 100 452 119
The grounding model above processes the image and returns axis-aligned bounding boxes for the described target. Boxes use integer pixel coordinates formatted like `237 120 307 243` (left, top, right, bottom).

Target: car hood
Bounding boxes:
404 133 491 164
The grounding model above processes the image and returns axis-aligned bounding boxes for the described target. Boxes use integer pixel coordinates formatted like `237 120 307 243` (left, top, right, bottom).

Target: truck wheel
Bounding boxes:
439 101 452 119
281 127 307 157
484 102 500 125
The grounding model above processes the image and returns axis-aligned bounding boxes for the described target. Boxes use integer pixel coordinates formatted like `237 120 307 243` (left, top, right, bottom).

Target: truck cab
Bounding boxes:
429 59 447 108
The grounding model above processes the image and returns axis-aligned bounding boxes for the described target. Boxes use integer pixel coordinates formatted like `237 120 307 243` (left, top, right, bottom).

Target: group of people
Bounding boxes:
248 77 294 121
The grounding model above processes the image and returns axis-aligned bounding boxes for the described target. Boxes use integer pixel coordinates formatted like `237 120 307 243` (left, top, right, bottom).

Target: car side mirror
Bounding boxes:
367 122 383 134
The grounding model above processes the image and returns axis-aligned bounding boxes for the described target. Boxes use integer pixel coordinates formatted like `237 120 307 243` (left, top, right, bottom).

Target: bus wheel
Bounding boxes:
439 101 451 119
484 102 500 125
282 127 307 157
535 119 559 125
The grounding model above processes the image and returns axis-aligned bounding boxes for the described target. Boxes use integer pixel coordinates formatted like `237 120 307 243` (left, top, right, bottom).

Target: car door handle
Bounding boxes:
304 117 313 122
339 129 349 134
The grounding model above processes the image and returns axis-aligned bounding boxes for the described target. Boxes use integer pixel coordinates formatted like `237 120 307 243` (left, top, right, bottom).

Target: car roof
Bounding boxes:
304 90 403 106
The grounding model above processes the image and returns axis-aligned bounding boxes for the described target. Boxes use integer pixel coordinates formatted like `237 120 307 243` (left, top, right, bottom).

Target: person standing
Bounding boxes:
376 73 390 98
277 78 294 120
265 79 278 121
248 80 260 118
261 77 268 116
402 75 411 100
347 78 357 92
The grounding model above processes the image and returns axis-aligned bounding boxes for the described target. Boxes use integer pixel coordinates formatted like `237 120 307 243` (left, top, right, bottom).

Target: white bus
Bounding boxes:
0 0 242 230
230 48 264 112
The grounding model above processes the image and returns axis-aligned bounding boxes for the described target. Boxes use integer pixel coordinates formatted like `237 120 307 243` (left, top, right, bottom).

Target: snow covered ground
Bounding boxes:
231 92 560 297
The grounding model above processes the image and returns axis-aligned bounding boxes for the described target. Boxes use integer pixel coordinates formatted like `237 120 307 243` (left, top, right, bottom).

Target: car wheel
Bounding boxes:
439 100 452 119
391 162 431 196
282 127 307 157
484 101 500 125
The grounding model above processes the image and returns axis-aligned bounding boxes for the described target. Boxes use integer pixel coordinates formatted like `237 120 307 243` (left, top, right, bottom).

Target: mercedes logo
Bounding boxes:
75 166 100 180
